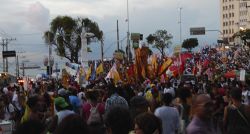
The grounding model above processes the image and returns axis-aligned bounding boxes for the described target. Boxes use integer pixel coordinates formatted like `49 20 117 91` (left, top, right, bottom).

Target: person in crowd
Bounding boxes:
134 112 162 134
210 85 224 133
105 84 128 112
82 89 105 125
12 89 24 114
186 94 215 134
241 83 250 106
0 100 5 120
155 93 179 134
164 82 175 98
47 97 74 133
223 88 250 134
54 114 89 134
176 87 192 133
105 106 132 134
2 94 15 121
145 84 161 112
21 95 47 124
13 119 46 134
129 96 149 121
68 87 81 114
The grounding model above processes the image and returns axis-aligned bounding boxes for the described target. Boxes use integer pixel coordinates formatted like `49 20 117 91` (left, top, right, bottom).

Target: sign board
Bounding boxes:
131 33 141 41
190 27 205 35
217 40 224 44
2 51 16 58
240 69 245 81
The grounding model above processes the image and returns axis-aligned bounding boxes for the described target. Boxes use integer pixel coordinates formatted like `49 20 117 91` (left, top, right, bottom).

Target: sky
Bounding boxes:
0 0 220 76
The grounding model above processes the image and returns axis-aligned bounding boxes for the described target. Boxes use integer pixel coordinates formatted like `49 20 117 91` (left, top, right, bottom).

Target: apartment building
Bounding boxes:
220 0 250 44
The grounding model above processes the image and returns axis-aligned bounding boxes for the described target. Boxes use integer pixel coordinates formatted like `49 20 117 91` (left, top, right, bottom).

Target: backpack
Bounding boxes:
87 103 102 125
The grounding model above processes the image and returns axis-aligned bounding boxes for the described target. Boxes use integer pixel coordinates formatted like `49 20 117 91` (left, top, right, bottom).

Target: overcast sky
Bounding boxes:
0 0 220 75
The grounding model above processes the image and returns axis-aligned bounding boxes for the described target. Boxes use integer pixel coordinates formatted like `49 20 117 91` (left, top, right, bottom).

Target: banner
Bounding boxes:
240 70 246 81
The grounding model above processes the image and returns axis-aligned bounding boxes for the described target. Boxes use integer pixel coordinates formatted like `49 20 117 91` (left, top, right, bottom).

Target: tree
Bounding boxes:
233 29 250 47
233 29 250 58
146 30 173 58
182 38 199 51
43 16 102 63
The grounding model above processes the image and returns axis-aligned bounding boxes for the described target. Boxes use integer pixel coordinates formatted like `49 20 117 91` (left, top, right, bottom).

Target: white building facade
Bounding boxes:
220 0 250 44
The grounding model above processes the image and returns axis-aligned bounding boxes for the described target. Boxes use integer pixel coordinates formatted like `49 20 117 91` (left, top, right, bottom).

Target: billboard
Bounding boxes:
2 51 16 58
190 27 205 35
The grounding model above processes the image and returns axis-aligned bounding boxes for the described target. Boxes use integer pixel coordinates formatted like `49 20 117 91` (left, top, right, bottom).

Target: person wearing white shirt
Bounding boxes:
155 93 179 134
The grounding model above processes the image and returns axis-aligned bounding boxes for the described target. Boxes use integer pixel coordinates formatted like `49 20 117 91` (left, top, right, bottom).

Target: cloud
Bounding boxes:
25 2 50 31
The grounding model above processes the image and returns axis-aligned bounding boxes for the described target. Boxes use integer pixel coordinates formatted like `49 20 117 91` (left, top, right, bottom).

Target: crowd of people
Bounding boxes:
0 75 249 134
0 45 250 134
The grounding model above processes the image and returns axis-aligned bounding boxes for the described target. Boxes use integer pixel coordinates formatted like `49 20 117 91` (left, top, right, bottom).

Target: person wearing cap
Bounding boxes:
48 97 74 133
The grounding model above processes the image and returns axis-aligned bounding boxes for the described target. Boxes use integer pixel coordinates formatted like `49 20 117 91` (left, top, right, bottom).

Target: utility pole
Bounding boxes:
101 39 104 63
16 55 19 78
179 7 182 44
1 39 5 72
126 0 131 62
22 62 25 77
178 7 183 79
2 38 16 73
48 34 52 78
117 20 120 51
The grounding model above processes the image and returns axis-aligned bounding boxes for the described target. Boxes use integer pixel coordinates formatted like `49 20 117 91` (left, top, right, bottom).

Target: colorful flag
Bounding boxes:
86 66 92 80
96 63 104 75
106 64 121 84
159 58 173 75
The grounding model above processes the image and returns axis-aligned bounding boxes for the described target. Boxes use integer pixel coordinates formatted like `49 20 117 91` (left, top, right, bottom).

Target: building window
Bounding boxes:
232 21 234 25
229 13 231 17
232 5 234 9
229 29 231 34
226 30 228 34
232 13 234 17
232 29 234 33
223 30 225 34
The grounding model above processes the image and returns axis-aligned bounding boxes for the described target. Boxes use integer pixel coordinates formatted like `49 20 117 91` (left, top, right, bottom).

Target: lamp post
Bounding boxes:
179 7 182 45
126 0 131 62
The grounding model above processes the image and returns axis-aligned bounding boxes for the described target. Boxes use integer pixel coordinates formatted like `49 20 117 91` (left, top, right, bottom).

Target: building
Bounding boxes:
220 0 250 44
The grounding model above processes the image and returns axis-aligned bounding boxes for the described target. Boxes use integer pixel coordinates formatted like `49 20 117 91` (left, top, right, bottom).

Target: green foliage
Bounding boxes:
182 38 199 51
146 30 173 58
233 29 250 47
43 16 102 63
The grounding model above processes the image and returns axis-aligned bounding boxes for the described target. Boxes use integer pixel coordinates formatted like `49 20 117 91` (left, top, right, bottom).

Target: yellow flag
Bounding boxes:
96 63 104 75
106 64 121 84
159 58 173 75
86 67 92 80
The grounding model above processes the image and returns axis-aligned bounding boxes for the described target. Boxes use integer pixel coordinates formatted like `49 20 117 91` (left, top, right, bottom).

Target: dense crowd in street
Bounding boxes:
0 45 250 134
